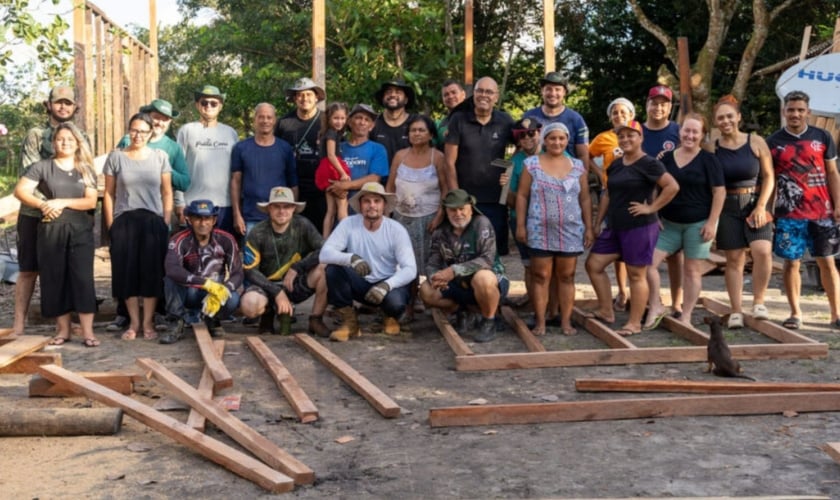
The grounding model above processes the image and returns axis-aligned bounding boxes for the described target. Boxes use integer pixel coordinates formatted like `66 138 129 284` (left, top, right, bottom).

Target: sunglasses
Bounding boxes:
199 100 221 108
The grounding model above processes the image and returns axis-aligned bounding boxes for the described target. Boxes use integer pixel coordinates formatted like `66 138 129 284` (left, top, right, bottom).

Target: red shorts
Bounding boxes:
314 157 351 191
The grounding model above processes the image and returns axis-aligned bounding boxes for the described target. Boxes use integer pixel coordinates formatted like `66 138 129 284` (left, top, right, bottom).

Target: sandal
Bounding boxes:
751 304 769 320
612 295 627 312
782 317 801 330
49 335 70 345
727 313 744 329
582 310 615 324
82 337 100 348
561 327 578 336
642 310 667 331
143 329 158 340
616 327 640 337
121 329 137 340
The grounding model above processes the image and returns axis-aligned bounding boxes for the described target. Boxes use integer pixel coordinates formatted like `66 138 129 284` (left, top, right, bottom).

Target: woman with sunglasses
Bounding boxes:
15 123 99 346
104 112 173 341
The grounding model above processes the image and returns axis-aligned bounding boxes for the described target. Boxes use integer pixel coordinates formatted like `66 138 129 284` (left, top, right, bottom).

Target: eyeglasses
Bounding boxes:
128 129 152 136
474 88 497 96
199 100 221 108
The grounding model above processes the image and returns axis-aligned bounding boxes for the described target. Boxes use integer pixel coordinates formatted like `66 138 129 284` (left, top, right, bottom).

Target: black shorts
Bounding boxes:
246 270 315 306
716 193 773 250
16 213 40 272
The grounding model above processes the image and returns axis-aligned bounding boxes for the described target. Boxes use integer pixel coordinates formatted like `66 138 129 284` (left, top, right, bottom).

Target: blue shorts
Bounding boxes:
773 217 840 260
590 222 659 267
440 274 510 305
656 218 713 260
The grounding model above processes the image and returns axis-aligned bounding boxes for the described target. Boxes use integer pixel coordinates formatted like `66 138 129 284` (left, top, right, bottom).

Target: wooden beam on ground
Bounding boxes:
661 316 709 345
454 342 827 371
0 407 123 436
575 378 840 394
0 335 51 369
0 327 14 338
0 352 61 374
37 364 293 493
294 333 400 418
702 297 820 344
136 357 314 485
193 322 233 390
429 391 840 427
823 442 840 466
431 308 474 357
29 371 140 397
245 336 318 423
187 339 225 431
571 306 636 349
500 306 546 352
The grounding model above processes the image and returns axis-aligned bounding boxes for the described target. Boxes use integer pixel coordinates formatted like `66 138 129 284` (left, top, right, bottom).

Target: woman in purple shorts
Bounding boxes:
585 120 679 336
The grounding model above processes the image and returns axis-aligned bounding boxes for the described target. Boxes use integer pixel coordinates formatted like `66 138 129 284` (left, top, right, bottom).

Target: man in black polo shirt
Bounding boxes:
444 76 514 255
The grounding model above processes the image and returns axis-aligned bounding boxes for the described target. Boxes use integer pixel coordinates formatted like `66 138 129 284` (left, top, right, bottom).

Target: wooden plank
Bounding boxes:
500 306 546 352
29 372 135 397
245 336 319 423
823 442 840 465
661 316 709 345
0 327 14 338
0 336 51 369
136 358 314 485
37 364 293 492
0 407 122 436
187 339 225 431
429 391 840 427
571 306 637 349
193 322 233 390
294 333 401 418
454 342 827 371
702 297 819 344
575 378 840 394
0 352 61 374
431 308 474 357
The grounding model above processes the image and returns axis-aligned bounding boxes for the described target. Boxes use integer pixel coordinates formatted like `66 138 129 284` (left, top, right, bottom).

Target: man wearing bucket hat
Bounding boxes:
523 71 590 165
161 199 243 343
420 189 508 342
326 104 389 201
176 84 239 234
239 186 330 336
275 77 328 230
320 182 416 341
14 85 92 335
371 79 416 165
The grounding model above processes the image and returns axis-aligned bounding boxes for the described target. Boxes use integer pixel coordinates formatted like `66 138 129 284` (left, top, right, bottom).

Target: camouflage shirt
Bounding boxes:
426 214 505 279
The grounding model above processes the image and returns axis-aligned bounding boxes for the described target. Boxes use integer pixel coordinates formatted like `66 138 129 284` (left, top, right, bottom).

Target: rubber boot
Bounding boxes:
330 307 360 342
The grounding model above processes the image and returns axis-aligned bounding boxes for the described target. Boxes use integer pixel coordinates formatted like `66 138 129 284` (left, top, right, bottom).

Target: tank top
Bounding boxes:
715 133 760 189
394 149 441 217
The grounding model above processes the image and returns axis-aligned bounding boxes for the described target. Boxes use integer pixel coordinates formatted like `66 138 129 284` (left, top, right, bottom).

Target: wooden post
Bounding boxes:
73 1 87 133
677 37 692 119
464 0 473 85
543 0 555 73
0 408 123 436
799 26 813 61
312 0 326 97
149 0 158 96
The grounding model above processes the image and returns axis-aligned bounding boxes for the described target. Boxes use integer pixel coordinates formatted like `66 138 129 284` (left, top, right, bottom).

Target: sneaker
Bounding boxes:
473 317 499 343
751 304 769 320
154 313 170 332
106 315 129 332
455 310 476 335
203 315 224 337
159 319 185 344
258 312 275 334
727 312 744 329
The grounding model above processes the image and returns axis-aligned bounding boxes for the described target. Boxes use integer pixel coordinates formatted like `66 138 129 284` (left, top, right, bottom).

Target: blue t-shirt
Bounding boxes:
230 136 297 223
341 139 389 181
642 121 680 157
522 106 589 158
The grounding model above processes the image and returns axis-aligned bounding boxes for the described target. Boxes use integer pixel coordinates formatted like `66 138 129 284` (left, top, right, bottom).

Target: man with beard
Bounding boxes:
371 79 416 167
275 78 327 229
420 189 508 343
767 90 840 331
522 72 589 166
444 76 514 255
15 85 91 335
231 103 297 237
320 182 416 341
436 79 467 148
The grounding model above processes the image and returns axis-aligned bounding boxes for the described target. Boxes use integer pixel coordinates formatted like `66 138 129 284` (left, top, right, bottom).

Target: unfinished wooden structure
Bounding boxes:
73 1 158 156
436 297 827 372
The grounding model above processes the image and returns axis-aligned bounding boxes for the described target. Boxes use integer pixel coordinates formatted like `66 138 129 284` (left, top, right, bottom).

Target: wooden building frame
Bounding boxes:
435 297 827 372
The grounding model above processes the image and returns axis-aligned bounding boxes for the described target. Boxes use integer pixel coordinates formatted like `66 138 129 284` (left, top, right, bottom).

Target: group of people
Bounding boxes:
12 74 840 349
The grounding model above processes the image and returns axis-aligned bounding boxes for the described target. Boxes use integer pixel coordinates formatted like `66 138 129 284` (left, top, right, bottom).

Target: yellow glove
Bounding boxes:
202 280 231 305
201 294 222 318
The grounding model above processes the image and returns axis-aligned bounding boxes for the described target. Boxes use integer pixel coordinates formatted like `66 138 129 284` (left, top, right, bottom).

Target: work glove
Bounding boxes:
202 279 231 305
364 281 390 305
201 293 222 317
350 254 371 277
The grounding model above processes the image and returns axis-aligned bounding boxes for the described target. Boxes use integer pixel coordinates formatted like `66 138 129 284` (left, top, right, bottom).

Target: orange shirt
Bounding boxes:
589 129 623 184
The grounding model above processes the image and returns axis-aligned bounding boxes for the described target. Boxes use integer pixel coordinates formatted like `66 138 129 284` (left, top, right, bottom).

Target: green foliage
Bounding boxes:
0 0 71 86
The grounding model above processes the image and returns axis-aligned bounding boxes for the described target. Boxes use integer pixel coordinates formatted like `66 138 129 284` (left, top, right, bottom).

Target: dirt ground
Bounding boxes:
2 245 840 499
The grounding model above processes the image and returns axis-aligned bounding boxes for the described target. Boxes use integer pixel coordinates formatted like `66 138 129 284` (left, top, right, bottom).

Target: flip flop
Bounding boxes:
82 337 100 348
561 327 578 336
143 329 158 340
782 317 800 330
121 329 137 340
582 310 615 324
616 327 640 337
49 335 70 345
642 311 667 331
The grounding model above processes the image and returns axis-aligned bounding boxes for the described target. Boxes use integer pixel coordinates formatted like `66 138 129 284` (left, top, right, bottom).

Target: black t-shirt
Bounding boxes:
659 149 724 223
445 109 514 203
371 114 414 163
605 155 666 229
275 109 322 185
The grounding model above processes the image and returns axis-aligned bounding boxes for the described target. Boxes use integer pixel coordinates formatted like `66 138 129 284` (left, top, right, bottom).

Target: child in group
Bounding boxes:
314 102 351 237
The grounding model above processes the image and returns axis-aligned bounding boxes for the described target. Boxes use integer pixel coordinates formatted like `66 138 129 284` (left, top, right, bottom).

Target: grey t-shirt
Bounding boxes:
103 149 171 219
24 159 97 201
176 121 239 208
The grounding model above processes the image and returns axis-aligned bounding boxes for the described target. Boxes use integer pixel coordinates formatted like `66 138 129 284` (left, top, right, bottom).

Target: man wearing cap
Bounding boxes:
445 76 514 256
161 199 243 343
320 182 416 341
176 84 239 234
14 85 91 335
436 79 468 148
522 72 590 165
275 77 327 229
326 104 389 202
239 186 329 336
420 189 508 342
231 103 297 237
371 79 416 165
